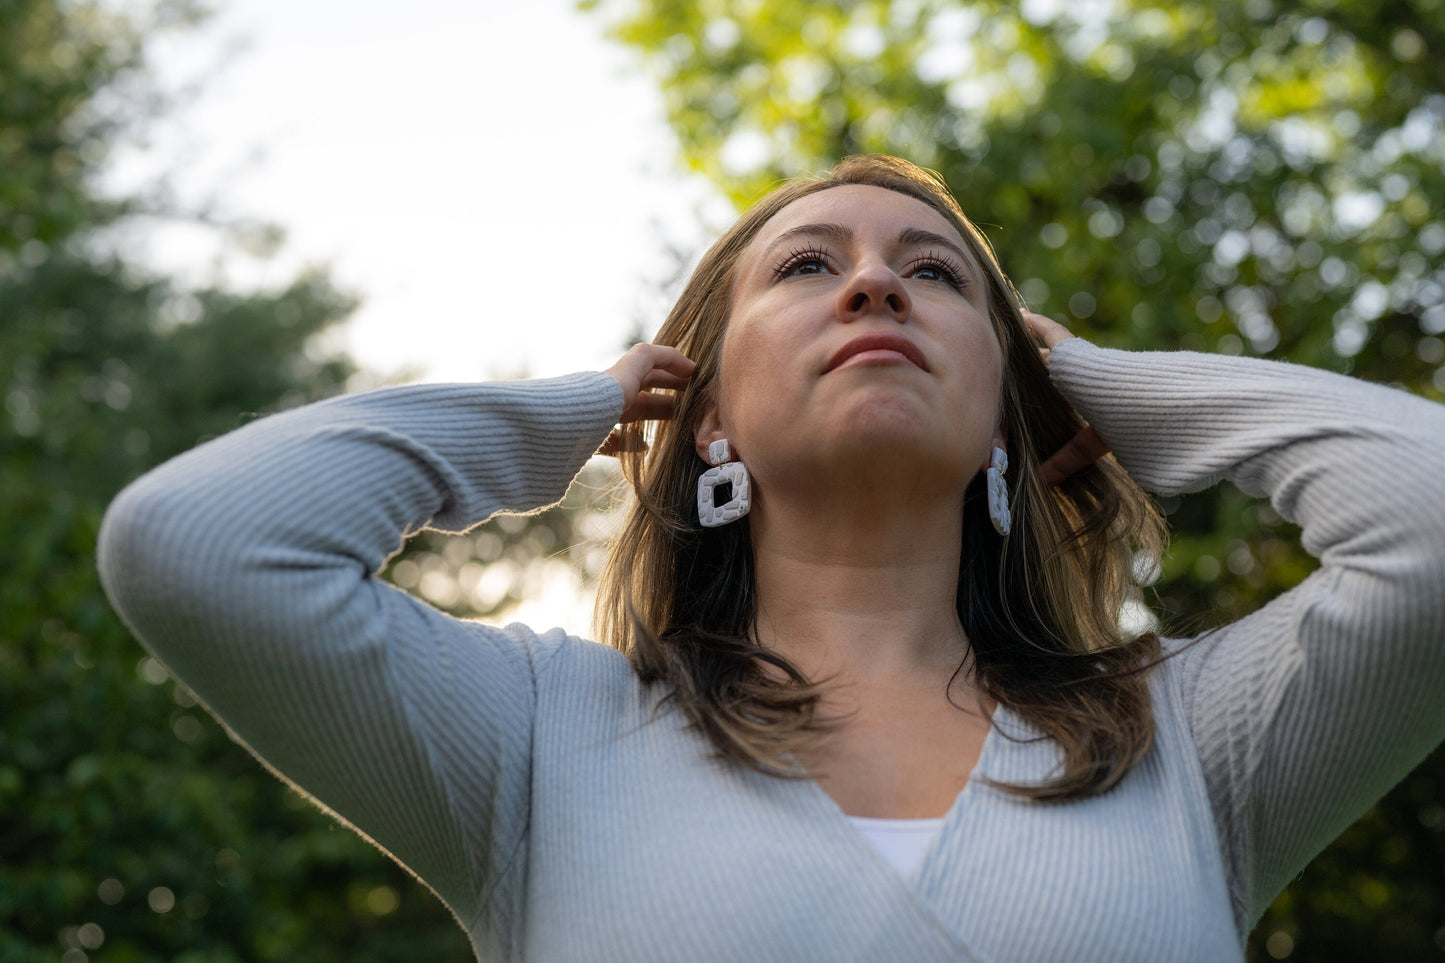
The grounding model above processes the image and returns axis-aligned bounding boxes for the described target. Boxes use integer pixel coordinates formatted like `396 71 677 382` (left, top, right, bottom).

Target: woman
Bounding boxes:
99 156 1445 961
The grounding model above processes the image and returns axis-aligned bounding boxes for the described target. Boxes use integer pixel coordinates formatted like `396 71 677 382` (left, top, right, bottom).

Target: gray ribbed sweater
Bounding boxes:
97 339 1445 962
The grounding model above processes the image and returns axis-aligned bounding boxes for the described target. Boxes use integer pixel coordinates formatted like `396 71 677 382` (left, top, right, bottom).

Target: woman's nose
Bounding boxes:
837 261 911 323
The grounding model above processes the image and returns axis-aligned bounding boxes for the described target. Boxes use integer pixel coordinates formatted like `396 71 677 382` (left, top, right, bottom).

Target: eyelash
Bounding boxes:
908 250 968 290
773 246 832 280
772 246 968 291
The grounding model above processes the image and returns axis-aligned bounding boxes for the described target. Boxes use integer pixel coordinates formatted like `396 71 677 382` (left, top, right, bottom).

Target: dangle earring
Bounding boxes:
986 446 1011 536
697 439 751 528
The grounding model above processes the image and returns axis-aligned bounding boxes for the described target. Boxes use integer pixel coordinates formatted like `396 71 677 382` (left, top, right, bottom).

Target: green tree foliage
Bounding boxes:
590 0 1445 958
0 0 474 957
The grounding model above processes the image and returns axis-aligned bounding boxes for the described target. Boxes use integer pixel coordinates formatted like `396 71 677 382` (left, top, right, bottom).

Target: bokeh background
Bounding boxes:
3 0 1444 959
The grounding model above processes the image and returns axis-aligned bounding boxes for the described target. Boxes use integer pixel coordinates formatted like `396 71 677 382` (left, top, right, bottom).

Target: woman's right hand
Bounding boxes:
600 343 695 454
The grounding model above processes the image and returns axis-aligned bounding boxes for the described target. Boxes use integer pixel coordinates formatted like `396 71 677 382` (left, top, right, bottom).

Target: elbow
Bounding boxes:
98 477 176 625
97 470 233 646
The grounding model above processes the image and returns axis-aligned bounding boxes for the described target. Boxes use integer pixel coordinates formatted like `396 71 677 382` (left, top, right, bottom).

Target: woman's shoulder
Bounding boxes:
1142 631 1217 719
500 622 682 750
491 621 640 695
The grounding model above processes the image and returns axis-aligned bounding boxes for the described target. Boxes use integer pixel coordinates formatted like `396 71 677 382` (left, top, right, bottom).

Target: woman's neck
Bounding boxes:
747 488 973 688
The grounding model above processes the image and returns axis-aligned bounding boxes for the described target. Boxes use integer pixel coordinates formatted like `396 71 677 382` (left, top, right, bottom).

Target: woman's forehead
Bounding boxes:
747 184 969 255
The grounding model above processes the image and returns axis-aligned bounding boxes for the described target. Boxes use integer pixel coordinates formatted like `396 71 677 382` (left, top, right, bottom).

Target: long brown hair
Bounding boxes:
595 155 1168 801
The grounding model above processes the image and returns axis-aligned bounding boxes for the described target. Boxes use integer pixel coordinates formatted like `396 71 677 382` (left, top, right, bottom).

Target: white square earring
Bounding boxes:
697 439 751 528
987 445 1011 536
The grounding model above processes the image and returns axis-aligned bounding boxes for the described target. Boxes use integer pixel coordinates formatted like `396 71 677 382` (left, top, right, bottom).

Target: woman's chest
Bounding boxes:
519 699 1240 962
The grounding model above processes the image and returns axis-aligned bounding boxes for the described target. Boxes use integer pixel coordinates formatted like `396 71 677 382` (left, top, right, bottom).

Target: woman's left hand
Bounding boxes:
599 342 695 456
1023 311 1112 485
1023 310 1075 364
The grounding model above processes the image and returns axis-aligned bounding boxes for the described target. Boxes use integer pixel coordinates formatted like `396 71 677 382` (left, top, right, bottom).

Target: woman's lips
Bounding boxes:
824 332 930 373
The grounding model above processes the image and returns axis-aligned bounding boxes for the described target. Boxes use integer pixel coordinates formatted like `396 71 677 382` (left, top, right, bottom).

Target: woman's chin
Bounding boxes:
822 404 976 471
739 391 989 487
830 394 949 445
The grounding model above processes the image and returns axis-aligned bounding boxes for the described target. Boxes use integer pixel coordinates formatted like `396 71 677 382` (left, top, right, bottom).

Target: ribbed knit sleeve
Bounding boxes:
96 373 625 937
1047 339 1445 930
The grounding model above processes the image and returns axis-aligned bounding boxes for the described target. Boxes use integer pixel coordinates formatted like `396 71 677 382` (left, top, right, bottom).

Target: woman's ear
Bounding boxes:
694 404 727 463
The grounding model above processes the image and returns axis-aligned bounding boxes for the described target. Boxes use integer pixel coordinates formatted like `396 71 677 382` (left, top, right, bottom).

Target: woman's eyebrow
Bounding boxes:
897 227 972 269
760 222 854 261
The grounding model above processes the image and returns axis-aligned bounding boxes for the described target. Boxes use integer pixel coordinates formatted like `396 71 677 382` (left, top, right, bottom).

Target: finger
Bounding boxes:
639 368 692 391
1022 311 1075 350
605 344 696 409
626 343 696 383
619 390 680 424
650 345 697 379
1040 426 1110 486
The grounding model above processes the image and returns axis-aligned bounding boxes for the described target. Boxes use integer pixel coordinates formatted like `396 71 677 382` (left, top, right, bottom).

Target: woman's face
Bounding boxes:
699 184 1004 497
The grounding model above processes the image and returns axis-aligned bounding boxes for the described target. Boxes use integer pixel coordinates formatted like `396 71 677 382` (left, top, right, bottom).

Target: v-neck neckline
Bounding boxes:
774 704 1018 963
803 701 1010 885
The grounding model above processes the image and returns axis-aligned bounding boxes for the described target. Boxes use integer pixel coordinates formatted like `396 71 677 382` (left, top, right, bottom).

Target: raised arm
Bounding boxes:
96 367 636 931
1044 334 1445 929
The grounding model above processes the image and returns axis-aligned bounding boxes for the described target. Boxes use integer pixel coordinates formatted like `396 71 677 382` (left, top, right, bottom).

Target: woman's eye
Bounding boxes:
909 256 967 290
775 248 832 280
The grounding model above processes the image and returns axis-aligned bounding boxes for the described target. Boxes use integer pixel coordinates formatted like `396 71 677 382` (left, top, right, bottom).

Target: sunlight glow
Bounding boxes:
103 0 728 386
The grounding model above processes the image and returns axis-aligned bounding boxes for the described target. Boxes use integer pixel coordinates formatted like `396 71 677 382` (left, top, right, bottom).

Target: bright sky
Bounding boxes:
107 0 733 384
98 0 743 630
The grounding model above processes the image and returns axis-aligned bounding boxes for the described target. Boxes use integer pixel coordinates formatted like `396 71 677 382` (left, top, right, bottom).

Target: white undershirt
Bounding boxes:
845 815 947 878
